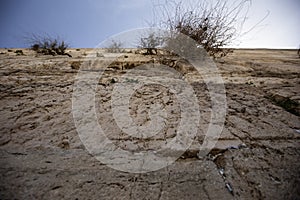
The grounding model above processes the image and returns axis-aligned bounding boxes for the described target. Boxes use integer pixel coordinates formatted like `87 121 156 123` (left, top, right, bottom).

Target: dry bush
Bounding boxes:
138 32 165 55
154 0 252 58
15 50 24 56
106 40 123 53
26 34 72 57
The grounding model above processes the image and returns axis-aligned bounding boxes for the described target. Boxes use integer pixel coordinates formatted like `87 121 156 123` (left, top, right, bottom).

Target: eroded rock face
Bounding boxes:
0 49 299 199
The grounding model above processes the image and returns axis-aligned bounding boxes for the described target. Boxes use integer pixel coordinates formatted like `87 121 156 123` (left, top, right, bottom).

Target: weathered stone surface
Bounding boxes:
0 49 299 199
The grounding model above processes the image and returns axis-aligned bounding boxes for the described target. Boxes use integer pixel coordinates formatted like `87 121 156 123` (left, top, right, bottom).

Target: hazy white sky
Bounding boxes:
0 0 299 48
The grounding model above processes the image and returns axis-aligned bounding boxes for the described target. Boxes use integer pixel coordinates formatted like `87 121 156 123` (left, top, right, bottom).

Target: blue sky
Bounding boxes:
0 0 299 48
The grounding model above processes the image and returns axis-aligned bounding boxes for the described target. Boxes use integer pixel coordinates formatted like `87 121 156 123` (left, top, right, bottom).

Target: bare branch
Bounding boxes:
153 0 253 57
